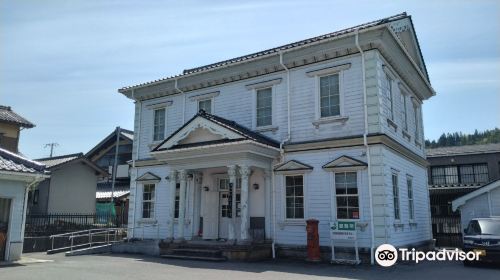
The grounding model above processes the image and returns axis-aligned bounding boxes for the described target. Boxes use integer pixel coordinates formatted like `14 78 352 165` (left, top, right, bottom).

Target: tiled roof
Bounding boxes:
96 182 130 200
36 153 83 168
120 129 134 141
0 147 46 174
120 13 408 91
426 143 500 157
153 110 280 151
0 105 35 128
85 128 133 160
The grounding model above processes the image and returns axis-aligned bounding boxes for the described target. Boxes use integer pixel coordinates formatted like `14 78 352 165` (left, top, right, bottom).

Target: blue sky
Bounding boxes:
1 0 499 159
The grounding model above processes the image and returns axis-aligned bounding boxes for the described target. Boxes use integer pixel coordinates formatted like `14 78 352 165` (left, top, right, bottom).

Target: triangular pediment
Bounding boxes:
136 172 161 182
274 160 313 173
389 17 428 80
323 156 367 171
154 115 244 151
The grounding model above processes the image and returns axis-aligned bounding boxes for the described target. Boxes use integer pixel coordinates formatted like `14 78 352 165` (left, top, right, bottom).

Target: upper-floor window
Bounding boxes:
392 172 400 220
142 184 155 218
256 88 272 127
402 93 408 131
387 77 394 120
198 99 212 114
319 74 340 118
285 175 304 219
335 172 359 219
431 164 489 185
153 108 166 141
414 104 420 140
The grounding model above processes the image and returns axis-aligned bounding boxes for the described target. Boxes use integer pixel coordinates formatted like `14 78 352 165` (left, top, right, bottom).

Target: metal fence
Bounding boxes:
25 213 126 237
432 216 463 248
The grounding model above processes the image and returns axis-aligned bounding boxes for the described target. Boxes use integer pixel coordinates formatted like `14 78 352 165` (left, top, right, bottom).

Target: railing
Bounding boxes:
25 213 126 237
49 228 126 252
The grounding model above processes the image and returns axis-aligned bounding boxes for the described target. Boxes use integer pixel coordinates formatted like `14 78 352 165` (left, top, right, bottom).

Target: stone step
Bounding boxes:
172 248 223 258
161 254 227 262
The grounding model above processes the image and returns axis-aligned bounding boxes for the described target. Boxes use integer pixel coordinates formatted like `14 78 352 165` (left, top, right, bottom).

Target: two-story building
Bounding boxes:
427 143 500 247
118 13 435 263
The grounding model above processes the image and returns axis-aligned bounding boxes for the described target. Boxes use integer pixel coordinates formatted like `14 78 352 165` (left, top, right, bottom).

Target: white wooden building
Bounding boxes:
118 13 435 263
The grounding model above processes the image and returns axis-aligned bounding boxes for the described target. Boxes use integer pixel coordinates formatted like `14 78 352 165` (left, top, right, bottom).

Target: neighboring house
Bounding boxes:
452 179 500 230
29 153 106 214
118 13 435 263
0 105 47 262
86 127 133 224
0 105 35 154
427 143 500 246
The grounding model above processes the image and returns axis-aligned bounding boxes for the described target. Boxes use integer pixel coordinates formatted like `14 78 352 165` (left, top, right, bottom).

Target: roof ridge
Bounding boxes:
0 147 46 171
36 152 84 161
119 12 408 91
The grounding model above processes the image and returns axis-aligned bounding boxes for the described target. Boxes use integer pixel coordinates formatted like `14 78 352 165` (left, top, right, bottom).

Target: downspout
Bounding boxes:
355 29 376 265
272 52 291 258
132 89 141 238
175 79 186 123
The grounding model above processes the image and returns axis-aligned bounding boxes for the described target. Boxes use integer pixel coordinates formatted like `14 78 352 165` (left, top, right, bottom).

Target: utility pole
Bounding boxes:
110 127 121 211
44 143 59 158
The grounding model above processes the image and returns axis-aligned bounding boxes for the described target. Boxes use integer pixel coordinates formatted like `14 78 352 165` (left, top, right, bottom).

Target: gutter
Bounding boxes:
355 28 376 265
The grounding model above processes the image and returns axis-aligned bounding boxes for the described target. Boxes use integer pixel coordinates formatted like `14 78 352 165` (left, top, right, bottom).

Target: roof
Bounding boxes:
153 110 280 152
96 182 130 200
452 179 500 211
36 153 108 175
0 147 46 174
0 105 35 128
85 127 134 160
120 13 410 92
426 143 500 157
36 153 83 168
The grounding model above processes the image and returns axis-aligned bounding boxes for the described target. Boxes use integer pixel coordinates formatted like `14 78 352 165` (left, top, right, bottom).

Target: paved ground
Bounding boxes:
0 252 498 280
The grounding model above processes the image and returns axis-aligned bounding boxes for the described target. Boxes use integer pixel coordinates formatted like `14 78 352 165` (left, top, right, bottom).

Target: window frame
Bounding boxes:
406 175 414 221
142 183 156 219
315 72 344 120
431 163 489 185
334 171 360 220
392 171 401 221
402 92 409 132
387 76 394 121
255 87 273 128
284 174 306 221
197 98 213 114
152 107 166 142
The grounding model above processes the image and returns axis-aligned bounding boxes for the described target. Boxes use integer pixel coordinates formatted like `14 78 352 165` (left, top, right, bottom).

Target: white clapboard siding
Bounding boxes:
381 147 431 247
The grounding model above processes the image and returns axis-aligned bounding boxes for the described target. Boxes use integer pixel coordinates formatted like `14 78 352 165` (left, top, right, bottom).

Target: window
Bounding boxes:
407 176 414 220
174 183 180 218
285 175 304 219
402 93 408 131
414 104 420 140
153 108 166 141
198 99 212 114
319 74 340 118
335 172 359 219
387 77 394 120
392 172 400 220
142 184 155 218
431 164 489 185
256 88 272 126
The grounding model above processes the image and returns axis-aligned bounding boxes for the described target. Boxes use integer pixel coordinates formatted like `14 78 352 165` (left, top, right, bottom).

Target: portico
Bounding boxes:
150 111 280 243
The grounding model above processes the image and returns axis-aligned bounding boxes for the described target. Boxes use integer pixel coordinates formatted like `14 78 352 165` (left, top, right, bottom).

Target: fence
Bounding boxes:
432 216 463 248
25 213 126 237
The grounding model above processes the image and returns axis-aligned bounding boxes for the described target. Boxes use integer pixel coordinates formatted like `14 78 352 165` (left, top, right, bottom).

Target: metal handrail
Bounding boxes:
49 227 126 252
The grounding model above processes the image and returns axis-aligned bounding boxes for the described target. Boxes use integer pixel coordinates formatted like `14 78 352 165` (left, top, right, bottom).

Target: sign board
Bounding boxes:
330 221 357 240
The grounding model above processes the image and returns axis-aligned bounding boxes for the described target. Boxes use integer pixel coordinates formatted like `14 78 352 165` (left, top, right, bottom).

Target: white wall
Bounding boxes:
0 179 28 261
47 162 97 213
459 193 490 231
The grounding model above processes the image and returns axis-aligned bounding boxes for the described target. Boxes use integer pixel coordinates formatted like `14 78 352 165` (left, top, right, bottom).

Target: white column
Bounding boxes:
264 169 272 239
167 170 177 241
227 165 237 241
177 170 187 240
239 165 251 242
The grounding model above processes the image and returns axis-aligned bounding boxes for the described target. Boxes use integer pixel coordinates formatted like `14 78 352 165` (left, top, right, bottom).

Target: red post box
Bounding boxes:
306 218 321 262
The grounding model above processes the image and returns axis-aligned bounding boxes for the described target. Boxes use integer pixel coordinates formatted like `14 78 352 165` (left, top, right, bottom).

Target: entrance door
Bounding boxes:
202 190 219 239
218 178 241 240
0 198 11 261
